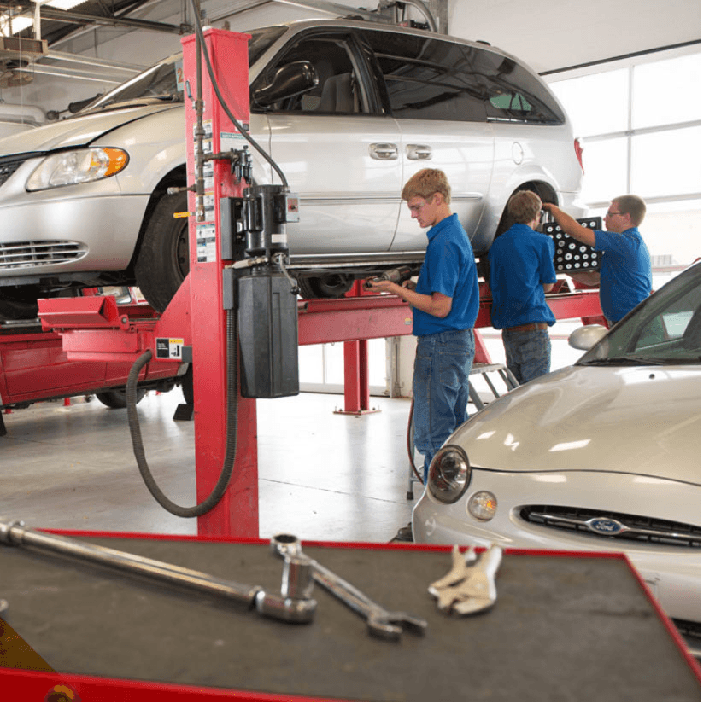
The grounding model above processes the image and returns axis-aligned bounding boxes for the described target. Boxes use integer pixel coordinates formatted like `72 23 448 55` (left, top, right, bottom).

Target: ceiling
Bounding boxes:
452 0 701 75
0 0 698 106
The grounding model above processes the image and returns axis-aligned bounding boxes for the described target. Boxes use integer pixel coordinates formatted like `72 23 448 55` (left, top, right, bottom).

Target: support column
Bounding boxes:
182 29 258 538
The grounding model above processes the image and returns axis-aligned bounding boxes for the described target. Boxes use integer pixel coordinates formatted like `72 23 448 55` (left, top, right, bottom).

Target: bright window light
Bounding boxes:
46 0 89 9
0 15 33 37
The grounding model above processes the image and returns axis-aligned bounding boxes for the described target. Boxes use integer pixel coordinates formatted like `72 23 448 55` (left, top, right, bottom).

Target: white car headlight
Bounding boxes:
428 445 471 504
26 147 128 191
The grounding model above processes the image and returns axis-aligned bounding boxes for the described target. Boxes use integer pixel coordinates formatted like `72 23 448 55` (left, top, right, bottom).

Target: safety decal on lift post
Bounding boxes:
155 337 186 360
196 223 216 263
220 129 248 152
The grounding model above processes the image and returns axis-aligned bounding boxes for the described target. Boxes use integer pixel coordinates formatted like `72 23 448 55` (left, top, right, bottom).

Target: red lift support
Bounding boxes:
0 301 184 436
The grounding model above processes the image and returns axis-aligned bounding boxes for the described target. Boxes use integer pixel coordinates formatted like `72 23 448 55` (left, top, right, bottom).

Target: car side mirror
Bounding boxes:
569 324 608 351
252 61 318 108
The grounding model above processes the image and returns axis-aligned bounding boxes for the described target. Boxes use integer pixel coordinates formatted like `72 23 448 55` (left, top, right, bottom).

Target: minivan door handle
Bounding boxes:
406 144 432 160
369 143 399 160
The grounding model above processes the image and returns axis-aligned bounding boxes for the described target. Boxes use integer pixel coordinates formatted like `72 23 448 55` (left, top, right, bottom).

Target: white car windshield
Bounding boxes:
83 25 287 112
579 263 701 365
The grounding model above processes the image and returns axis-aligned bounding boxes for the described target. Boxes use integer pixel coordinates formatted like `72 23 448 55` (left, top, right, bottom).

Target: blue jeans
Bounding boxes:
413 328 475 482
502 328 551 385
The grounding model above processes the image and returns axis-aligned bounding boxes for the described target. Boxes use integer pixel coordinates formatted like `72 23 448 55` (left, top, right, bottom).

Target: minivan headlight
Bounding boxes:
428 445 471 504
26 147 128 191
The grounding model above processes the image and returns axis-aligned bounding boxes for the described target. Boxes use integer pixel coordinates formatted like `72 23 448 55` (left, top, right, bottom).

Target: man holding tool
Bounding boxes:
368 168 479 495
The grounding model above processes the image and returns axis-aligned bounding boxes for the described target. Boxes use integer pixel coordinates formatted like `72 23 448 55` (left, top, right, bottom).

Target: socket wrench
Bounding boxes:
271 533 427 640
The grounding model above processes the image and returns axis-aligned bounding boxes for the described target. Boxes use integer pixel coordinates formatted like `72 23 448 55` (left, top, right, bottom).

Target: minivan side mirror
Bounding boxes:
252 61 319 108
569 324 608 351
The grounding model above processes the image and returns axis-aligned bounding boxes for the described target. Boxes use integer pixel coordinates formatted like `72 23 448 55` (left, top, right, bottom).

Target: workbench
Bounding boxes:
1 532 699 701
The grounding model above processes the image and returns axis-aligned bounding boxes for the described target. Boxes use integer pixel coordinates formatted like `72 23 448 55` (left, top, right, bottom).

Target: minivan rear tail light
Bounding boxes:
574 138 584 171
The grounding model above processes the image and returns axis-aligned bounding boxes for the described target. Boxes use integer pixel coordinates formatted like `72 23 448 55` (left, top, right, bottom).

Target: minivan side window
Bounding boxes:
361 30 487 122
253 34 368 115
361 29 565 125
479 53 566 125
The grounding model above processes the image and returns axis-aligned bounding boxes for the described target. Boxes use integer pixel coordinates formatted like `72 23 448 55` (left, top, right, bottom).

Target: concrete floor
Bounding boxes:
1 389 419 542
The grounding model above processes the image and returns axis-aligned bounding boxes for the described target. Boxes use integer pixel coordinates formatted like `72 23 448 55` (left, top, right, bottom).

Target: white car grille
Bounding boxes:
0 157 26 187
520 505 701 548
0 241 88 269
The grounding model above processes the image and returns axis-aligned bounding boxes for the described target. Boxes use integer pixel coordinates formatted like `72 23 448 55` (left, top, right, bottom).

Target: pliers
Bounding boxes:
428 544 503 615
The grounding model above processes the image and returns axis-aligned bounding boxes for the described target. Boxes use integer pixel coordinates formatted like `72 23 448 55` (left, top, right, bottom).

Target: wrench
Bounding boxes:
271 533 427 641
0 518 316 624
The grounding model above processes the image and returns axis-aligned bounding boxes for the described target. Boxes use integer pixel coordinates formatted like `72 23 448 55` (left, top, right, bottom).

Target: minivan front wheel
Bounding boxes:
135 191 190 313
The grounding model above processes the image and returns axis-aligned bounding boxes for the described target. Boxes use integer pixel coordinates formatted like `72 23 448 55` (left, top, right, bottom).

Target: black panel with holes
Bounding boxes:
543 217 602 272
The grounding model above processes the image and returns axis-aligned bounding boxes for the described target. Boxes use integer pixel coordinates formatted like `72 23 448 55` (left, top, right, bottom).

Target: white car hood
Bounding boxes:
0 104 178 155
455 364 701 484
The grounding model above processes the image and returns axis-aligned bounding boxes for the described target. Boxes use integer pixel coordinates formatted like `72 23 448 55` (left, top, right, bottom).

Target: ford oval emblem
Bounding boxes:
587 518 624 535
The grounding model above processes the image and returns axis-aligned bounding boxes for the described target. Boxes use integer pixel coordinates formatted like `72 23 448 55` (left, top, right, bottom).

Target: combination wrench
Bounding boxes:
0 518 316 624
271 533 427 641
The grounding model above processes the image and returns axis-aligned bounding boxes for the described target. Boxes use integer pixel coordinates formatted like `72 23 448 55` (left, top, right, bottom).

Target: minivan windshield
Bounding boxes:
578 262 701 366
83 25 286 113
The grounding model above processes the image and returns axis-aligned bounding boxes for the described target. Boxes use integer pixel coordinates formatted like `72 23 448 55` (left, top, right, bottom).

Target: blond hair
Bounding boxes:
401 168 451 204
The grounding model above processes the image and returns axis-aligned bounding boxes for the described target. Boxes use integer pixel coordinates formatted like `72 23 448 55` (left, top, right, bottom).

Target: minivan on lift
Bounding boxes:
0 18 584 319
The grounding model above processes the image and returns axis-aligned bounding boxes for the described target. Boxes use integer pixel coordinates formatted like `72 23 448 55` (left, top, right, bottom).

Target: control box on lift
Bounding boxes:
221 185 300 399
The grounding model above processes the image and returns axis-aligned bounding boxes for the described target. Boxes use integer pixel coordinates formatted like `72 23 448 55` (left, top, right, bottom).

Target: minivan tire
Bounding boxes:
135 190 190 313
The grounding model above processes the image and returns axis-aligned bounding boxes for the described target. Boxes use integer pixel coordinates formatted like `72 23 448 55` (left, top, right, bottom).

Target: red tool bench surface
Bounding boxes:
1 532 699 701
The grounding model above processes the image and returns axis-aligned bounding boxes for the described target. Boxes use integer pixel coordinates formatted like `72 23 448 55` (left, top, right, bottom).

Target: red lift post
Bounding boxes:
181 29 257 539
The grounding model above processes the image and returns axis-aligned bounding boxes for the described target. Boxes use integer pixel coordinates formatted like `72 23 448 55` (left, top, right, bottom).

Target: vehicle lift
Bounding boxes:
0 301 184 437
35 27 607 540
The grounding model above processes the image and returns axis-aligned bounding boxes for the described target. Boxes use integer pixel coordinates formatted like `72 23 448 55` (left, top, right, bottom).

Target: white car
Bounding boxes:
0 18 583 318
414 260 701 655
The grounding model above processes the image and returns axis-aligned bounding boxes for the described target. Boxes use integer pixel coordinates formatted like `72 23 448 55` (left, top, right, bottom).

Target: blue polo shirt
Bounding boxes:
595 227 652 323
488 223 557 329
413 213 479 336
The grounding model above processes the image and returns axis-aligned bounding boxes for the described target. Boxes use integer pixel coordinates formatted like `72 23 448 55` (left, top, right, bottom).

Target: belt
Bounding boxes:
506 322 549 332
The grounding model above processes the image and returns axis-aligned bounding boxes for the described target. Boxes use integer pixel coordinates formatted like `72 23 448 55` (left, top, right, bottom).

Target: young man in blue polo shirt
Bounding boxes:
544 195 652 325
368 168 479 485
489 190 556 384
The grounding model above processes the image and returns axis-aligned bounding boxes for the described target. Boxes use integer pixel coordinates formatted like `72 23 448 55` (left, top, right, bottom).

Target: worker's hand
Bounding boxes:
542 202 561 216
366 279 399 294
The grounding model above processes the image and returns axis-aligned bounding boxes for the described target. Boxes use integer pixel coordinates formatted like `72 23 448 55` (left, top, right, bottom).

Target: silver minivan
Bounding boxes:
0 19 584 317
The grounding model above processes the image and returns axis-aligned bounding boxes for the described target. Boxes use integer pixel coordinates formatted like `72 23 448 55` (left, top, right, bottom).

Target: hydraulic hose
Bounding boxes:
126 309 238 517
406 398 424 486
189 0 290 191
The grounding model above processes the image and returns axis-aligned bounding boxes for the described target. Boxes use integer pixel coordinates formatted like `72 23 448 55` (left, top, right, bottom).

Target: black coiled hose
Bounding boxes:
126 310 238 517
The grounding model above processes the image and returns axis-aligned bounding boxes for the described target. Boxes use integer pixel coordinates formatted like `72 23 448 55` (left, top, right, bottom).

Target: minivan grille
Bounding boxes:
520 505 701 548
0 241 88 269
0 158 27 187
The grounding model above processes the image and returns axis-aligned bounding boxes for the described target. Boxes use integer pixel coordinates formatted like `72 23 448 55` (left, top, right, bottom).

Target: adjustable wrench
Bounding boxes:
271 533 427 641
0 518 316 624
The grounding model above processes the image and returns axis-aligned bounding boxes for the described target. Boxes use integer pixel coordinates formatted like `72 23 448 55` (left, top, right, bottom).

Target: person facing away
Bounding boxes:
544 195 652 325
368 168 479 482
488 190 556 384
